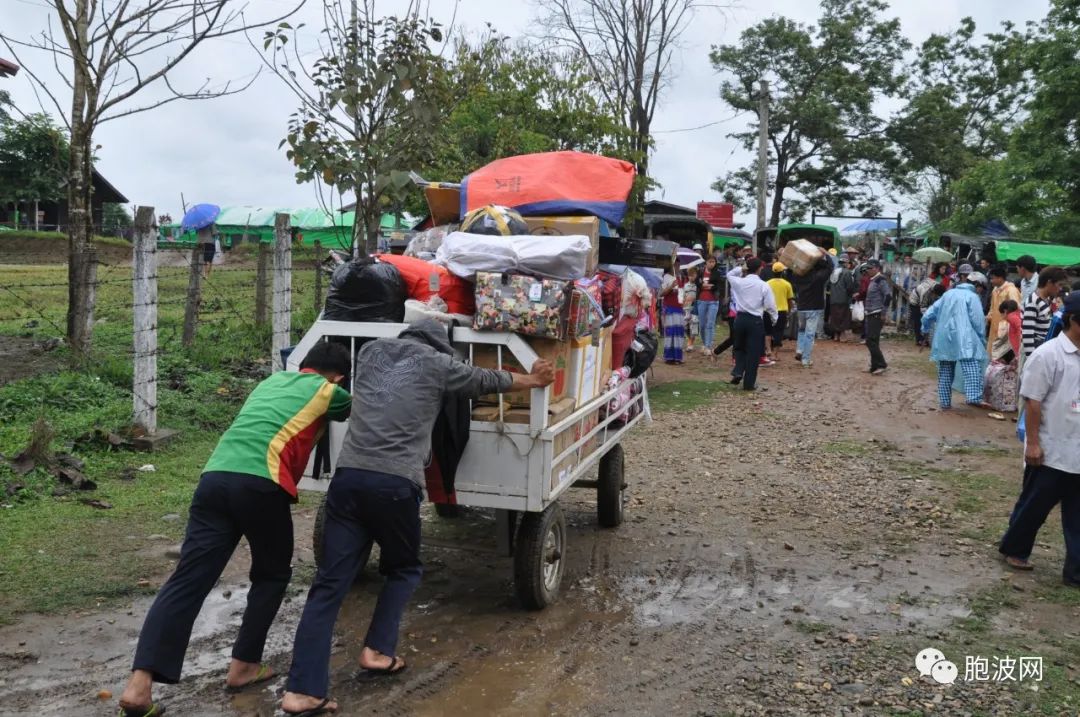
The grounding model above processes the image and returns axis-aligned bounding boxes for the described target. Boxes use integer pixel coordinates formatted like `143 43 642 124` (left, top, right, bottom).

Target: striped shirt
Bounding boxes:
1021 292 1052 358
203 370 351 498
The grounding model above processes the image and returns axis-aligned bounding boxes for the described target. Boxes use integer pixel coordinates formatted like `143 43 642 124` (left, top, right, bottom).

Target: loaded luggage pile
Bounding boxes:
291 151 674 608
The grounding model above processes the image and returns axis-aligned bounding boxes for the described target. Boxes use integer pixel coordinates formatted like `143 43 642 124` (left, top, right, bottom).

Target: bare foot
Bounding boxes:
119 669 154 714
359 646 405 672
1004 555 1034 571
225 659 273 689
282 691 338 715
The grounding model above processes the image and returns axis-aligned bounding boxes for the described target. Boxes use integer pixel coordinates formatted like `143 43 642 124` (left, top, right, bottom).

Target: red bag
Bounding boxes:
597 270 623 318
376 254 475 315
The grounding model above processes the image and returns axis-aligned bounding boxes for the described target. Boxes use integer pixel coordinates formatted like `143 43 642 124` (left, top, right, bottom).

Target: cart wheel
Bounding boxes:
313 493 371 580
597 444 626 528
434 503 461 518
514 503 567 610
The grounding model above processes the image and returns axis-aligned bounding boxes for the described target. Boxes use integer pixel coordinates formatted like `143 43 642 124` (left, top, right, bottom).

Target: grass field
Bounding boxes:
0 237 322 621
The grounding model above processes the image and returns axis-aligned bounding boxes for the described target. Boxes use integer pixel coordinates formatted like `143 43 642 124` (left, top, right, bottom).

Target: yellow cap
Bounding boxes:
828 248 838 256
772 262 786 273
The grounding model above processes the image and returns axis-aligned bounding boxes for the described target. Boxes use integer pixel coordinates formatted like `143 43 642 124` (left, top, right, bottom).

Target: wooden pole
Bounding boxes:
255 242 269 326
272 213 292 372
132 206 157 434
313 239 323 316
182 228 206 347
755 78 770 253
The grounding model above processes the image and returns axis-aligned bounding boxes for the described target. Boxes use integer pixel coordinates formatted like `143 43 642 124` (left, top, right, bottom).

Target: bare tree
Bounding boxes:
539 0 719 229
1 0 300 357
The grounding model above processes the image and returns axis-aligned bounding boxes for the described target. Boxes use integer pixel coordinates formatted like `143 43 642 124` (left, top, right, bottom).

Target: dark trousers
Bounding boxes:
910 304 924 344
132 472 293 683
287 468 422 698
865 313 887 371
765 312 787 349
1000 464 1080 584
731 312 765 390
713 314 735 356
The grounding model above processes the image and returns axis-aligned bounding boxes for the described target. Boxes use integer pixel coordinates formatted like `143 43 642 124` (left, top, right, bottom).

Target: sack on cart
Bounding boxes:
623 328 658 378
602 366 642 426
323 259 407 323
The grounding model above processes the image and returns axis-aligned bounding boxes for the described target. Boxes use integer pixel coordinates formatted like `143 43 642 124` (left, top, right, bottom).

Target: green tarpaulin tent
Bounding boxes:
993 240 1080 267
160 207 409 250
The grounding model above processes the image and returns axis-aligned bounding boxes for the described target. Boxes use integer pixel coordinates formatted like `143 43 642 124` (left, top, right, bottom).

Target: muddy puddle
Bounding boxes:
0 339 1041 716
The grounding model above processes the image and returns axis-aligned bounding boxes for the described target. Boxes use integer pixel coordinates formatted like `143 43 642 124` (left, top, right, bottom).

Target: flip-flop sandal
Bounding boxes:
356 655 408 680
283 697 337 717
225 663 274 693
119 704 166 717
1004 556 1034 571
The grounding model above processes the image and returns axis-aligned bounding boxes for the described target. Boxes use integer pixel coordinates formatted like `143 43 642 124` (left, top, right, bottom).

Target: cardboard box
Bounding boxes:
598 325 614 387
472 338 571 407
425 185 461 226
524 216 601 274
567 335 602 406
778 239 825 276
472 396 576 424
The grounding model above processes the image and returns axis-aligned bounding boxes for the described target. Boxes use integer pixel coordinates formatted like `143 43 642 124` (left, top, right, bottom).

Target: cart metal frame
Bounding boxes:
287 320 649 608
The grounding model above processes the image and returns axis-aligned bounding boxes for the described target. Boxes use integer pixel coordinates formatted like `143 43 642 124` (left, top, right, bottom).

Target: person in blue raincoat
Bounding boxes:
921 274 988 409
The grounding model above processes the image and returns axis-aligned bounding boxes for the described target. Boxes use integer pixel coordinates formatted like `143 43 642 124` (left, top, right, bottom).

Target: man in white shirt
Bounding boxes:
726 257 779 391
999 292 1080 587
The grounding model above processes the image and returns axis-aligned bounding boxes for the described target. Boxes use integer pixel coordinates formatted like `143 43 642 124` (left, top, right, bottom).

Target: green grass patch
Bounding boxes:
791 619 829 634
822 440 867 456
648 379 735 412
0 261 325 618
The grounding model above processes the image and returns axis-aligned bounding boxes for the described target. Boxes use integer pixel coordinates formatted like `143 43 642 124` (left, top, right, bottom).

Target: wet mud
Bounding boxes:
1 337 1067 716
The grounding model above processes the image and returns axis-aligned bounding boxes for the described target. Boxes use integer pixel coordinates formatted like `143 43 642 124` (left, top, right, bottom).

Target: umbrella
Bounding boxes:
912 246 953 263
181 203 221 231
676 247 703 264
681 257 705 270
841 218 898 235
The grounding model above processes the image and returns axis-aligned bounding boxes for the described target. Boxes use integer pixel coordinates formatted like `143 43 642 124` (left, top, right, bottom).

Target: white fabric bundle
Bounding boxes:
434 231 590 281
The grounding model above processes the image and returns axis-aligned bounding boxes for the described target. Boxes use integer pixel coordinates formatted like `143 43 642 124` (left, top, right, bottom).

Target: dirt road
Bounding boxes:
2 337 1077 716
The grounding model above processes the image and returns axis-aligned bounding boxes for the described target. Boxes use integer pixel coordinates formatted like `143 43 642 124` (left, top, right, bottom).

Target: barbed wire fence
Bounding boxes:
0 207 329 436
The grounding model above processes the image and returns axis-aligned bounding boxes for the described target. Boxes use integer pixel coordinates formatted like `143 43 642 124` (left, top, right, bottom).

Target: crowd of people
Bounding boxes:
660 243 1078 594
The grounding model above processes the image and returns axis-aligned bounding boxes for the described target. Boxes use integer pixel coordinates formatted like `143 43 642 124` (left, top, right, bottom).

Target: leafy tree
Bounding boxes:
888 18 1030 223
262 1 448 256
407 36 629 214
0 113 68 217
0 90 12 124
946 0 1080 243
101 203 132 236
710 0 909 227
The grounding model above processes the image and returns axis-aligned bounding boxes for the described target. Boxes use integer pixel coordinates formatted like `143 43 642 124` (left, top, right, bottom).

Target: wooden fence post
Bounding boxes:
272 213 292 372
182 228 206 347
132 206 157 434
255 242 270 326
313 239 323 315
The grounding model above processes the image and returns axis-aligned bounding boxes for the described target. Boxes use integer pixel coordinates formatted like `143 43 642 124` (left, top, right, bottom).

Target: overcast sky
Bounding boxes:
1 0 1050 228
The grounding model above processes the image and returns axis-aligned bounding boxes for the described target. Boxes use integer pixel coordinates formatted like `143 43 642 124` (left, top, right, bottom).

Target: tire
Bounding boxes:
513 503 567 610
597 444 626 528
312 492 371 580
434 503 461 518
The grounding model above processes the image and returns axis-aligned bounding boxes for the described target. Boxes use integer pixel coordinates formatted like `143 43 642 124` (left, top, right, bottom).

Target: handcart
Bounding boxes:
286 320 649 609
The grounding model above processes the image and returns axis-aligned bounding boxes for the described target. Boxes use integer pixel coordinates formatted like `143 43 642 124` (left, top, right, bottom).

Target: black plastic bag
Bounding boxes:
623 328 658 378
323 259 407 322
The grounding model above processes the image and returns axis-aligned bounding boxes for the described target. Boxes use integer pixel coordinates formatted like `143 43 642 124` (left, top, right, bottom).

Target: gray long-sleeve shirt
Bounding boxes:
337 323 513 489
864 274 892 315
